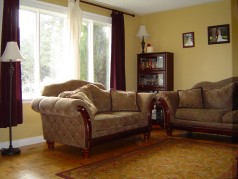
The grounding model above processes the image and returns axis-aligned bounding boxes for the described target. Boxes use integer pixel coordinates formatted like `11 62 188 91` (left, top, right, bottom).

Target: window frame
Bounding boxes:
20 0 112 102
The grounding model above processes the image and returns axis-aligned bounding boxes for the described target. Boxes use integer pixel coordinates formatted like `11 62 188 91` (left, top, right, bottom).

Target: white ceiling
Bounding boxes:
87 0 222 15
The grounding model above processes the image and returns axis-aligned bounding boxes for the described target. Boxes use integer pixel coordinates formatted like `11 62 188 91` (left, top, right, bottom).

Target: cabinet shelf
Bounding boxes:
137 52 174 92
139 68 161 72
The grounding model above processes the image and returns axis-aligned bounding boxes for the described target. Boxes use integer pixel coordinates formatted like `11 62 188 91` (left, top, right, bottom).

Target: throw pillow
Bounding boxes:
178 88 203 108
58 91 76 98
58 85 93 102
203 82 235 109
111 89 139 111
87 84 111 112
70 92 98 117
74 85 93 102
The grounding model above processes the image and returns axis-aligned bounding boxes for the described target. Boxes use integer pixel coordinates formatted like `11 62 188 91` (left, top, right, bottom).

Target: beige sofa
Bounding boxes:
158 77 238 140
32 80 156 158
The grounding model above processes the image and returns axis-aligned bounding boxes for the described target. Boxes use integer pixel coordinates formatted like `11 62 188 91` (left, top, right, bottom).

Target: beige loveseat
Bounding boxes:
158 77 238 140
32 80 155 157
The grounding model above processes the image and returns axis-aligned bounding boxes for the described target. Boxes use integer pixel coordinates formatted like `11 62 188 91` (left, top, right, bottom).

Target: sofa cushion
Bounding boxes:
178 88 203 108
175 108 229 123
111 90 139 111
203 82 235 109
87 84 111 112
92 111 146 138
222 110 238 124
70 92 98 117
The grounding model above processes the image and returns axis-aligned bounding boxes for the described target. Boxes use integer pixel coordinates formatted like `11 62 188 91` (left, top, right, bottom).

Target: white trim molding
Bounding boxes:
20 0 67 13
83 11 111 24
0 136 44 148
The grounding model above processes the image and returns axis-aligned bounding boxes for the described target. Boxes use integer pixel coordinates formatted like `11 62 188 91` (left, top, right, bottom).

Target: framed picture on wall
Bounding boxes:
208 24 230 45
182 32 195 48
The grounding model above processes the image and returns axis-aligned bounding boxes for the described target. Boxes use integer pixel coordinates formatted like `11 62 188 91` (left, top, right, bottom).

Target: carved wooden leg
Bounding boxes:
82 148 90 159
46 140 55 150
165 127 173 136
143 132 151 142
232 135 238 143
187 131 193 137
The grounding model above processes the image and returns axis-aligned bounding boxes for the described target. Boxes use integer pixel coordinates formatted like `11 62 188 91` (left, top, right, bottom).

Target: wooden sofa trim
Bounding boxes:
158 97 172 136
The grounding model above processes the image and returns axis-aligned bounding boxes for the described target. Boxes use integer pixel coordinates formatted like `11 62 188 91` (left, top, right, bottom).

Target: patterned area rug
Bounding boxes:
56 138 237 179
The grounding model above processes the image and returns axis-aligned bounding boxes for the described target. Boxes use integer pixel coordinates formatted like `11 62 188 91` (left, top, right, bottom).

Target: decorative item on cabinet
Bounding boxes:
146 43 153 53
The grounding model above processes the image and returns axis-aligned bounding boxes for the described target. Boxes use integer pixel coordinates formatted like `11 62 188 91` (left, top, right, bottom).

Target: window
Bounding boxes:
80 14 111 89
19 1 111 100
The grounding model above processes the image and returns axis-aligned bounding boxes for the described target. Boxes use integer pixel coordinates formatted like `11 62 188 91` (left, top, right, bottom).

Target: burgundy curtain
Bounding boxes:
0 0 23 128
110 11 126 90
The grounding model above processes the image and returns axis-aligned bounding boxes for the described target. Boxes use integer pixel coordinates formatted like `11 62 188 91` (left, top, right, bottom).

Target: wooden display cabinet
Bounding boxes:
137 52 174 127
137 52 174 92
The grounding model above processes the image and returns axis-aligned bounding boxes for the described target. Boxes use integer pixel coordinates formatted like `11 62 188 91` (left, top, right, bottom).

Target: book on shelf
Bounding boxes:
139 74 160 85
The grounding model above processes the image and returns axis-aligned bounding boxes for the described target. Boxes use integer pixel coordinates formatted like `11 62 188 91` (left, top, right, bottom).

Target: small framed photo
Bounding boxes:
182 32 195 48
208 24 230 45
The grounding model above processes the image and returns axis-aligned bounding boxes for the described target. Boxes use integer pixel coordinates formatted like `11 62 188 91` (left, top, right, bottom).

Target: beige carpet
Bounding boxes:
56 138 237 179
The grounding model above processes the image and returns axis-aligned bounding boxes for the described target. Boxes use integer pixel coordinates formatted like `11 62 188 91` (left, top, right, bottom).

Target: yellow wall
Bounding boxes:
0 0 235 142
124 15 142 90
0 103 43 142
232 0 238 76
143 0 232 90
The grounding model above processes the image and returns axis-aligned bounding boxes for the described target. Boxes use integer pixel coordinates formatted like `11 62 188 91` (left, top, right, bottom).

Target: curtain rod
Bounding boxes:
80 0 135 17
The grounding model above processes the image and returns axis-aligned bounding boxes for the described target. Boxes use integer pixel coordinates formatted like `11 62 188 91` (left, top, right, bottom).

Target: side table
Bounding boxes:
151 101 164 128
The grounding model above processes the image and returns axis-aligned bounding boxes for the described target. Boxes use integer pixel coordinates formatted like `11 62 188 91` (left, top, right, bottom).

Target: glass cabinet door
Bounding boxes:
139 54 165 70
158 73 164 86
138 72 165 87
157 54 165 70
137 52 174 92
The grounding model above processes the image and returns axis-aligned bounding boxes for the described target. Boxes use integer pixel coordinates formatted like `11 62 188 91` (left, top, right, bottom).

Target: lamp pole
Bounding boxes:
1 60 21 155
141 36 145 53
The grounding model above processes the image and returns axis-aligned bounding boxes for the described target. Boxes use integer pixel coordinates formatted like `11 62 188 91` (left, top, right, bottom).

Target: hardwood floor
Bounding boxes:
0 126 237 179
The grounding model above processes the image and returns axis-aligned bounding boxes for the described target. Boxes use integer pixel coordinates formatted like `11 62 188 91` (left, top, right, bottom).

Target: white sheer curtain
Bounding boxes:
67 0 82 78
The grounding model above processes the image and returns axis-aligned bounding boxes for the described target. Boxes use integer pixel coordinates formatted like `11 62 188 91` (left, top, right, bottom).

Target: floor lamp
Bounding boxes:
1 41 24 156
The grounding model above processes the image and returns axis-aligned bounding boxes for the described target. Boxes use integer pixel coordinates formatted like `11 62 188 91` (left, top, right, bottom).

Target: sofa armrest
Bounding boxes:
137 93 156 115
31 96 94 120
157 91 179 123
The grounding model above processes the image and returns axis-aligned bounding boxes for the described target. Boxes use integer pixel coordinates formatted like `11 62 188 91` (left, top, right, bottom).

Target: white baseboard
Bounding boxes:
0 136 45 149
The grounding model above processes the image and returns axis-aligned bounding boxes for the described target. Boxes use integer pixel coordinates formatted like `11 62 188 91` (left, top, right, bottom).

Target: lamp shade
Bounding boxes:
137 25 150 39
1 41 24 61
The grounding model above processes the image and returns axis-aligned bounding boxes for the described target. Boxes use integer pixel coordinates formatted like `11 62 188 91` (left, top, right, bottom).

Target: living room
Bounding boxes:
0 0 236 145
0 0 238 178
